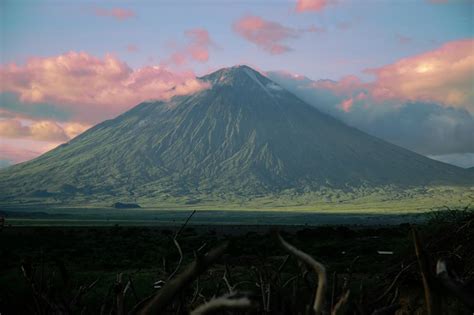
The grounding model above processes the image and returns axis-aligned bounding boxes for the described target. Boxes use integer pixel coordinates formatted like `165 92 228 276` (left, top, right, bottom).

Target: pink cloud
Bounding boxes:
0 117 91 164
233 16 302 54
304 25 326 33
278 40 473 114
126 44 139 53
0 119 30 138
94 7 135 20
270 70 309 81
367 39 474 110
296 0 331 12
355 91 368 101
0 143 42 164
29 121 69 141
62 122 90 139
310 75 368 96
304 39 474 112
169 52 187 66
185 29 212 62
339 98 353 112
0 119 89 142
0 51 210 123
167 29 214 65
396 34 413 45
0 139 61 164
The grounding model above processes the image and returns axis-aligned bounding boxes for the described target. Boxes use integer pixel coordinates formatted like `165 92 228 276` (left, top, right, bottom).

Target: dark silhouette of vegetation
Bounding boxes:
1 207 473 314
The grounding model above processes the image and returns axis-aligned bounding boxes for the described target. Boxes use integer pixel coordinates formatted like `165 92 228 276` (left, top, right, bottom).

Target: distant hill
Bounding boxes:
0 65 472 207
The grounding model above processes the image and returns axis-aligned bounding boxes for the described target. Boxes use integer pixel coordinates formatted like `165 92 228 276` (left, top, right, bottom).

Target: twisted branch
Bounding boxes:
277 233 327 315
138 241 229 315
190 292 254 315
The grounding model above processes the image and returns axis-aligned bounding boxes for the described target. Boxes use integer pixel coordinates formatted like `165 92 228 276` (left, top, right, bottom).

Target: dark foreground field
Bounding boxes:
0 210 473 314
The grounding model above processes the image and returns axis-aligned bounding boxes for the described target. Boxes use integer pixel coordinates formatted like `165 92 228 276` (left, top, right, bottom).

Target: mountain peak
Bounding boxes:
200 65 286 97
201 65 267 84
209 64 261 76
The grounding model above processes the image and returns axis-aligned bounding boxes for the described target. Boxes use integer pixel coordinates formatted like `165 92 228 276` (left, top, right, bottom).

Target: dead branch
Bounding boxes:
270 254 290 283
167 210 196 281
331 290 350 315
138 241 229 315
277 233 327 315
343 256 359 292
115 273 131 315
116 273 125 315
175 209 197 238
71 277 100 309
190 292 254 315
223 264 233 293
128 275 139 304
282 275 298 288
128 294 154 315
436 258 474 310
330 272 338 310
371 303 400 315
167 237 184 281
412 228 439 315
371 262 413 305
254 267 268 313
191 277 201 305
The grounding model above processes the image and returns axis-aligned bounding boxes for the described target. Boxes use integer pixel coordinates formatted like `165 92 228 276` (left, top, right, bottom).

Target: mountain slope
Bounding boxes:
0 65 472 205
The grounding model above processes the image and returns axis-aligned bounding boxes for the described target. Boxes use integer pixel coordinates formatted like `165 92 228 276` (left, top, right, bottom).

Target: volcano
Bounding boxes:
0 65 471 205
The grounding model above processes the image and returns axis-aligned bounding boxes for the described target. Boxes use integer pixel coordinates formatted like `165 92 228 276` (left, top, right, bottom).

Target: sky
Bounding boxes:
1 0 473 167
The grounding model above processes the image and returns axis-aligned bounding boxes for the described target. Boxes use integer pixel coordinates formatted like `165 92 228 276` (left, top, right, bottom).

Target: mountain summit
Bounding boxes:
0 65 471 205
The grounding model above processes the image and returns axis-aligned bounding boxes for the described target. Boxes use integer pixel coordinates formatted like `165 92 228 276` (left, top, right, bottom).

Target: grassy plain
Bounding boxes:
2 185 472 215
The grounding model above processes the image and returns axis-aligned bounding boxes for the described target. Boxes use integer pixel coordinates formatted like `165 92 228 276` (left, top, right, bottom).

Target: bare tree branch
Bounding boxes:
277 233 327 315
436 258 474 310
331 290 350 315
190 292 254 315
138 241 229 315
412 228 439 315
